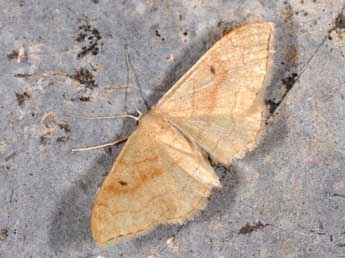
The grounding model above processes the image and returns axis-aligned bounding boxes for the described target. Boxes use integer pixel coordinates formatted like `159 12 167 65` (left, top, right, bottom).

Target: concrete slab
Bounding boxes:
1 1 345 257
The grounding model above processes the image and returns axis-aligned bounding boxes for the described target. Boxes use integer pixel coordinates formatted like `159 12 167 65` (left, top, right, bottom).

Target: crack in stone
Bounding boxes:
269 6 345 117
295 6 345 86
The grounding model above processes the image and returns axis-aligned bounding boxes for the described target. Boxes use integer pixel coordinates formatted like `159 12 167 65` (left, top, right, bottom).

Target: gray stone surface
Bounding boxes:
1 0 345 257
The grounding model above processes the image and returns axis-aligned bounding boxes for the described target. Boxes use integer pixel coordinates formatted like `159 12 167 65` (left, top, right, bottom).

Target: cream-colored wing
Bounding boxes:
91 113 220 245
154 22 274 165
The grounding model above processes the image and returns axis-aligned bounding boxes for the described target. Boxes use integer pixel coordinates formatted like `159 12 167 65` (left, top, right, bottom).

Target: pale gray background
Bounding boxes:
1 0 345 257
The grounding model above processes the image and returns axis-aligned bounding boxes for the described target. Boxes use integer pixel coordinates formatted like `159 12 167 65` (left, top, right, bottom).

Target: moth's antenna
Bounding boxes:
125 51 149 112
125 51 139 107
71 136 128 152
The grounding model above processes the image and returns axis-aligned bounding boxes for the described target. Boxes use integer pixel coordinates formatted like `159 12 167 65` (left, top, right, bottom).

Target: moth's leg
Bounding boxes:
103 85 134 92
65 113 140 121
67 111 139 153
71 136 128 152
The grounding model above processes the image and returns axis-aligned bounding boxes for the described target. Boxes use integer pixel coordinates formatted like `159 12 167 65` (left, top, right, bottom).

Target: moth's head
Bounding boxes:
137 107 160 125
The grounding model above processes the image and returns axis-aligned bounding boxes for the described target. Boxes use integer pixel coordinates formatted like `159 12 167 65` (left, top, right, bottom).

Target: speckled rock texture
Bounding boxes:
1 1 345 257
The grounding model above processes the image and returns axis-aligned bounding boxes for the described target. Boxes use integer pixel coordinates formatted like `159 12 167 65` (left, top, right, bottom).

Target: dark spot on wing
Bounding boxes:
210 65 216 74
118 180 128 186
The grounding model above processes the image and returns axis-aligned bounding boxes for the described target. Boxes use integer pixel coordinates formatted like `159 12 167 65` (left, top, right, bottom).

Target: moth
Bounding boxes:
91 22 274 244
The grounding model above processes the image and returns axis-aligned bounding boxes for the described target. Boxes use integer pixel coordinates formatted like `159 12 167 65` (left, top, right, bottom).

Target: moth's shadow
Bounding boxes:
199 165 240 222
47 135 129 254
48 153 108 254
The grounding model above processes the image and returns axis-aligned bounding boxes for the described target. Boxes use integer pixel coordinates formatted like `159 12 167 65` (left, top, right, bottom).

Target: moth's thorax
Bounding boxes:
137 110 167 133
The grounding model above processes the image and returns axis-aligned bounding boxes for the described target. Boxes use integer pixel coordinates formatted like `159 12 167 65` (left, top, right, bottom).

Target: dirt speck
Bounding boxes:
166 54 176 62
56 136 69 143
40 135 48 145
70 96 91 102
265 99 279 114
282 72 298 91
7 50 19 60
336 13 345 29
69 68 97 89
76 20 103 58
265 72 298 115
7 47 25 63
0 229 9 241
79 96 91 102
58 123 71 133
238 221 271 235
106 147 112 155
155 29 165 41
15 91 31 106
14 73 32 78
